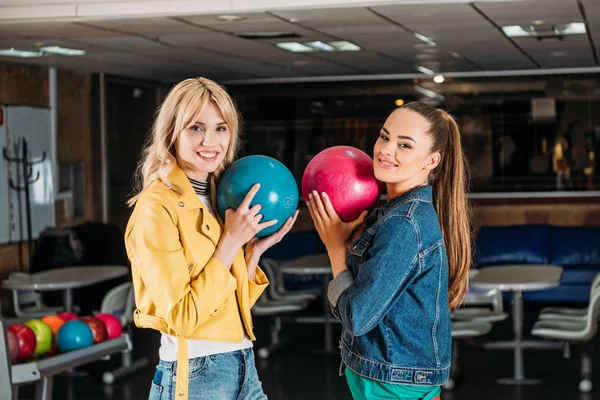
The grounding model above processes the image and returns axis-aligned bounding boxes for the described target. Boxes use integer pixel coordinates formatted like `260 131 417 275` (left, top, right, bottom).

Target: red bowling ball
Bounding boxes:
7 330 19 362
94 313 122 340
302 146 381 221
57 312 78 322
7 323 36 360
80 316 107 343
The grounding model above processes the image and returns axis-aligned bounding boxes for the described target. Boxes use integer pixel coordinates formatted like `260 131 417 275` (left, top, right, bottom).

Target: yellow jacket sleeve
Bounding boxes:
248 265 269 308
128 191 237 337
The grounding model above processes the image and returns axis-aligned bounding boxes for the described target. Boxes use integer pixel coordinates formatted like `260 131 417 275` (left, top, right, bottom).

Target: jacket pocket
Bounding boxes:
210 298 228 316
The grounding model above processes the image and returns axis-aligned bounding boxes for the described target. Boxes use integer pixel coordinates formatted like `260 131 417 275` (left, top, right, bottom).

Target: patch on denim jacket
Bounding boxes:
414 371 433 384
390 369 413 383
390 369 433 384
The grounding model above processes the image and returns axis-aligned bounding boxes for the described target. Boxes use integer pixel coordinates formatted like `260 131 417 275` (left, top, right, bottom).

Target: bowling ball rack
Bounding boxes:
0 318 128 400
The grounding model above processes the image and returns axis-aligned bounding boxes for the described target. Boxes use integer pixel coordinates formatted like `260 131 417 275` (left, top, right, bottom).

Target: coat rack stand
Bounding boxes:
2 137 46 270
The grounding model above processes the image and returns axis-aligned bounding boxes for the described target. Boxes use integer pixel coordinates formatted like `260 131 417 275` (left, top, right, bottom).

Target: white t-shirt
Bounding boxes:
158 194 252 362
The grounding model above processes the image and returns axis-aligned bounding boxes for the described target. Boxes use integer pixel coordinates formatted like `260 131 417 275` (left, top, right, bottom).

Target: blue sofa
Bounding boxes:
475 225 600 302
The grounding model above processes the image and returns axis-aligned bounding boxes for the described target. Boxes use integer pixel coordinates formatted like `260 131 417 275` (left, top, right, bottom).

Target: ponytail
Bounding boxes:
434 111 472 309
401 101 472 309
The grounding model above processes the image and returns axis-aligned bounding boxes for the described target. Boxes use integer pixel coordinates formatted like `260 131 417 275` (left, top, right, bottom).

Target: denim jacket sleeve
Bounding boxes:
328 215 419 336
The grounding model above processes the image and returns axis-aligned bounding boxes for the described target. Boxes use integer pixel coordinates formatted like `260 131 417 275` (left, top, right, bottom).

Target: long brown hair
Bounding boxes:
127 77 241 209
402 101 472 309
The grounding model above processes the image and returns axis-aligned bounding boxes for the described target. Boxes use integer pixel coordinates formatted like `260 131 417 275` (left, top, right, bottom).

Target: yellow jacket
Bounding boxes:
124 165 268 400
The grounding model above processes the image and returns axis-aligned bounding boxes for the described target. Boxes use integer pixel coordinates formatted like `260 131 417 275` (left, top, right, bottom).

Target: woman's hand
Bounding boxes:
222 184 278 249
244 210 299 279
306 190 367 257
215 184 278 269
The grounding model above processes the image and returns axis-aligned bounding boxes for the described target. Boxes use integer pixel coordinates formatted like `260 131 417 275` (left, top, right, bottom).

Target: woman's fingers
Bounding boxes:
248 203 262 217
307 195 323 227
279 210 299 236
311 191 329 221
320 192 339 221
257 218 279 230
239 184 261 210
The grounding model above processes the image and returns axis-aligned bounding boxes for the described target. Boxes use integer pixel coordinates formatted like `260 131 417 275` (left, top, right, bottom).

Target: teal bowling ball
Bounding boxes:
56 320 94 352
217 155 298 238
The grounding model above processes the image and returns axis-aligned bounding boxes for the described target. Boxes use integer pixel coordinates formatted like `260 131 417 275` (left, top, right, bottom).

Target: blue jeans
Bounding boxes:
149 348 267 400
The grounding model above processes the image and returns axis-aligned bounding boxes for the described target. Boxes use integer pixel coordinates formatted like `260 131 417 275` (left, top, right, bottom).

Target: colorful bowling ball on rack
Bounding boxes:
25 319 53 357
56 320 93 352
41 315 65 355
41 315 65 336
7 323 36 360
57 312 78 322
80 316 107 343
7 330 19 362
94 313 122 340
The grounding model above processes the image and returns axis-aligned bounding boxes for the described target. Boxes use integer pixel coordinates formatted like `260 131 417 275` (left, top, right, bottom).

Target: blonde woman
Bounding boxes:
125 77 298 400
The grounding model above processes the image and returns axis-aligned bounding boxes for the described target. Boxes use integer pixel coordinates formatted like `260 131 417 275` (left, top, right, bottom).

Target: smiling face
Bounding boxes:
175 101 231 182
373 107 441 198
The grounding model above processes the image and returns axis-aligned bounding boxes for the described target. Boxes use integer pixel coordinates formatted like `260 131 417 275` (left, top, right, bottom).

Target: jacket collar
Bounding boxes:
377 185 432 219
166 164 223 245
167 164 206 211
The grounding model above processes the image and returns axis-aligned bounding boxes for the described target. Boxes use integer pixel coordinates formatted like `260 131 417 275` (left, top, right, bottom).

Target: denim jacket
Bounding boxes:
328 185 451 386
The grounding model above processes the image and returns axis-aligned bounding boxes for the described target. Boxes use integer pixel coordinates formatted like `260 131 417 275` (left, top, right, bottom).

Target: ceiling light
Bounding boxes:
217 15 245 22
395 99 405 107
276 42 314 52
533 20 545 26
416 65 435 75
305 41 335 51
276 40 361 53
289 18 299 23
328 41 361 51
551 50 568 57
414 33 437 47
503 22 586 37
40 46 85 56
0 48 42 57
449 51 462 59
502 25 536 37
434 75 445 83
555 23 586 35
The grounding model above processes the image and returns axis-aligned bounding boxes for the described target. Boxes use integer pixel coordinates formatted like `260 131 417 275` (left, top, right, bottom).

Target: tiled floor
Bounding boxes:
14 303 599 399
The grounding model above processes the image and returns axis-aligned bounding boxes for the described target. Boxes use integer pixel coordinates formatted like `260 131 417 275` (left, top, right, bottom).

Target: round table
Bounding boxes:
470 264 563 385
2 265 130 313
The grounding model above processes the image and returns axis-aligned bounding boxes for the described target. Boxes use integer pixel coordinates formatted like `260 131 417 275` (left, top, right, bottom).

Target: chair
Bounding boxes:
451 287 508 323
98 282 149 384
9 272 63 318
252 260 311 359
531 287 600 393
538 272 600 322
261 258 319 303
443 321 493 390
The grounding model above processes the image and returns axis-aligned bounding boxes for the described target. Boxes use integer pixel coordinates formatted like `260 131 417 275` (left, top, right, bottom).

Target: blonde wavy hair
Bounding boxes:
127 77 241 209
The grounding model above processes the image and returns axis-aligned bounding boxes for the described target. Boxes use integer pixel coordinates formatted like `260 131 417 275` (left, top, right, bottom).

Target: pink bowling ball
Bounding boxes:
302 146 381 221
94 313 122 340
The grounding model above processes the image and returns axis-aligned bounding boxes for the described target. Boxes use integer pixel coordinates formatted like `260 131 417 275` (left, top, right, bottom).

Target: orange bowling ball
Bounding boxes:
41 315 65 336
41 315 65 355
